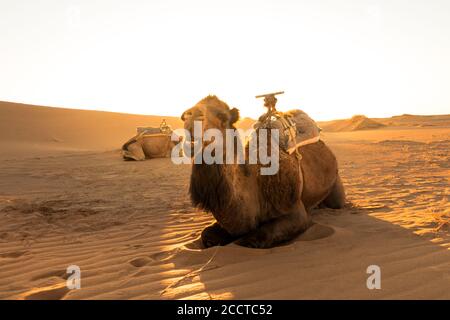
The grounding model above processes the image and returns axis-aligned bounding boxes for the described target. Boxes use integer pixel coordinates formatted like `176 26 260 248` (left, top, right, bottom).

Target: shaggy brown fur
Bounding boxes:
183 96 346 248
190 163 245 233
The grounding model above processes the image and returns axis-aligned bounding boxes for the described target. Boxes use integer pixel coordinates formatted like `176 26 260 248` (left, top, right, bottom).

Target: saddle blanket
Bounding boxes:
254 109 321 154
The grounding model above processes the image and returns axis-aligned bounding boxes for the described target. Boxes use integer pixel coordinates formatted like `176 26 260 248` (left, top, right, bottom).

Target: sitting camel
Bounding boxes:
181 95 346 248
122 130 179 161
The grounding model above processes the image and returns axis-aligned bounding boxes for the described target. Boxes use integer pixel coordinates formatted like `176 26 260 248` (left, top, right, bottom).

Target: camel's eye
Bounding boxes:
181 109 204 121
194 110 204 121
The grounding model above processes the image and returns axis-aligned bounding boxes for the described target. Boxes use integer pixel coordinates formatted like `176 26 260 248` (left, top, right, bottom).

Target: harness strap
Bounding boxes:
286 134 320 155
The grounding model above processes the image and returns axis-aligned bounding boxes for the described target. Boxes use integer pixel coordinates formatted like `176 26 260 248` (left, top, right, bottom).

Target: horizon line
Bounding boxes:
1 98 449 123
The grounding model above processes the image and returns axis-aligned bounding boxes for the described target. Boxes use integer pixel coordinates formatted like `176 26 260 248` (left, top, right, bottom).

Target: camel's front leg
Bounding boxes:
235 202 312 249
201 222 237 248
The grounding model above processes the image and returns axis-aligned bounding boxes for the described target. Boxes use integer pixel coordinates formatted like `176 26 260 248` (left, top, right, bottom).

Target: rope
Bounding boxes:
286 134 320 155
159 246 220 297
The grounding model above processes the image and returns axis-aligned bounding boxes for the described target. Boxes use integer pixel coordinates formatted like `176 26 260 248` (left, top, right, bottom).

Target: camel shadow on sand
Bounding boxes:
154 204 450 299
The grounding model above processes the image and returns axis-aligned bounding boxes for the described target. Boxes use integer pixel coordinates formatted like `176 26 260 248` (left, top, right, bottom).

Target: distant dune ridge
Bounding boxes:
319 114 450 132
235 117 256 130
377 114 450 127
0 101 183 158
319 115 385 132
1 101 449 156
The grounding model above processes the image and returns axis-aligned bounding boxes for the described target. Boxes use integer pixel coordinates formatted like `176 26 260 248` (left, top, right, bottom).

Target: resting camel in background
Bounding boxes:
181 95 346 248
122 130 179 161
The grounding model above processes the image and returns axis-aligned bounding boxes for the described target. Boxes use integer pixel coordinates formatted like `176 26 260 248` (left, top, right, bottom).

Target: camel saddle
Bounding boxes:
137 121 173 136
254 109 321 155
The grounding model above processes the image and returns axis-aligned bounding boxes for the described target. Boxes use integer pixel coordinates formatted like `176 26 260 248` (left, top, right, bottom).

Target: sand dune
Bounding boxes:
0 103 449 299
319 114 450 132
235 117 257 131
235 113 450 133
376 114 450 127
0 101 183 158
320 115 385 132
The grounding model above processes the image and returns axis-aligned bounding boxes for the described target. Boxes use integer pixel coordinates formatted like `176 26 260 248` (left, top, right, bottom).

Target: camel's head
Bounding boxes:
181 95 240 139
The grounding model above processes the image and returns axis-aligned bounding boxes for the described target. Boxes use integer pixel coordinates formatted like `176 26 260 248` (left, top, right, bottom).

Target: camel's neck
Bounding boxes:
189 128 251 217
189 162 235 215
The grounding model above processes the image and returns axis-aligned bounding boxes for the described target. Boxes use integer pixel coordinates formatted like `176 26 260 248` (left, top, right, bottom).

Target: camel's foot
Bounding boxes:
235 203 312 249
234 231 269 249
201 222 236 248
322 174 346 209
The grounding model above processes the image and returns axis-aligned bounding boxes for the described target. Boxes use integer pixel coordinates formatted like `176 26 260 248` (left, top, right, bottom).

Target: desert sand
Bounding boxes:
0 101 449 299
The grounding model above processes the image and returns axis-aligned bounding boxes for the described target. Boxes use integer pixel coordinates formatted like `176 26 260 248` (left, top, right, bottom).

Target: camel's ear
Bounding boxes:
229 108 240 125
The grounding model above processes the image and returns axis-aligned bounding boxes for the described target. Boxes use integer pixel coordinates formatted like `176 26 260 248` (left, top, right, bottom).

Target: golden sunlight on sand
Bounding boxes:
0 101 448 299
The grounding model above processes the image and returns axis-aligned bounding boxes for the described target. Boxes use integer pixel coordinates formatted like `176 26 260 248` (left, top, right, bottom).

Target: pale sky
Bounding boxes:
1 0 449 120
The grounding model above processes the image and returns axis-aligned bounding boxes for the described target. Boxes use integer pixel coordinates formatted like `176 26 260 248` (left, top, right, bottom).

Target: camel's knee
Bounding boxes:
323 174 346 209
201 222 235 248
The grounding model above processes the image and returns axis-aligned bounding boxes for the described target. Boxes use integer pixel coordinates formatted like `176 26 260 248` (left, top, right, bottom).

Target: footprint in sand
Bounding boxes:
129 256 154 267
